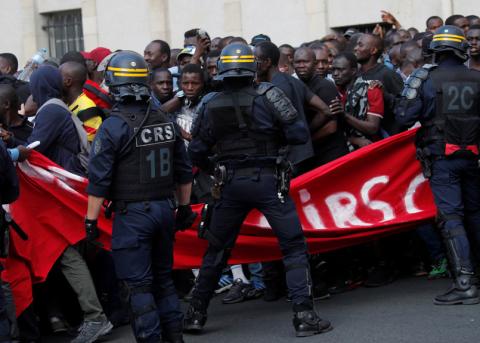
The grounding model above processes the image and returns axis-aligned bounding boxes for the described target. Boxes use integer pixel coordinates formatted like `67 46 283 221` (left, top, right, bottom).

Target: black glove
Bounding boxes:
175 205 197 231
85 218 100 242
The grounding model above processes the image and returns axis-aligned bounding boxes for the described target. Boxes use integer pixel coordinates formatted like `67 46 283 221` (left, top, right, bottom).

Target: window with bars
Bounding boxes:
43 10 84 60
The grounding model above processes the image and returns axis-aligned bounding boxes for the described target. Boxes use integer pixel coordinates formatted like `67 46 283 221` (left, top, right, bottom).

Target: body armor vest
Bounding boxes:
110 106 176 201
206 86 280 161
424 67 480 158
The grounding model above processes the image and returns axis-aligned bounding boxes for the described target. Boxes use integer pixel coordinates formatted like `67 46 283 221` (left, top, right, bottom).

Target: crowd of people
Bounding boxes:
1 9 480 343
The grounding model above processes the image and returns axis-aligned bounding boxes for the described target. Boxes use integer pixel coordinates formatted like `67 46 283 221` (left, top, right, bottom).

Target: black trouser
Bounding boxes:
192 168 312 311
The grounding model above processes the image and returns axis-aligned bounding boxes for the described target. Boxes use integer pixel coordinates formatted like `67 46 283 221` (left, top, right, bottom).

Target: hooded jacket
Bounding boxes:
27 65 83 175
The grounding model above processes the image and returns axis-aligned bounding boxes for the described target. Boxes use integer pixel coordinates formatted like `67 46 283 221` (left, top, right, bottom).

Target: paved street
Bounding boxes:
45 277 480 343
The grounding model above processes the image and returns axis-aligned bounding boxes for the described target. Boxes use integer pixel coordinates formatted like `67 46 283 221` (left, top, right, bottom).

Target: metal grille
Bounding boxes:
44 10 84 59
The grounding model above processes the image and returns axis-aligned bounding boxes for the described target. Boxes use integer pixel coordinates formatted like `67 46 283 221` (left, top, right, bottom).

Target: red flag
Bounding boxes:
7 128 436 315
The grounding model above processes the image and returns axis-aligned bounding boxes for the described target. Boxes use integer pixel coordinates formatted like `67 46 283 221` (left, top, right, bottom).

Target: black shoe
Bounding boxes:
434 281 480 305
183 306 207 333
222 279 256 304
293 310 332 337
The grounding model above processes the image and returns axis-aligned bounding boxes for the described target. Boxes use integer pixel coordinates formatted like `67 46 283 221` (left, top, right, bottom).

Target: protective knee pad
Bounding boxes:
123 283 159 340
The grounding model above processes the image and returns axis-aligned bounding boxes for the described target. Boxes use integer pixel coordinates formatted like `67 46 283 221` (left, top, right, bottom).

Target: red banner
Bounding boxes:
5 128 436 316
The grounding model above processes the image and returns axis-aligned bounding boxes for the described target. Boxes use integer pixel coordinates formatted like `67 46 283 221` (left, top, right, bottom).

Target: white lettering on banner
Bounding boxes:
404 173 427 214
325 192 372 228
298 189 326 229
361 176 394 222
259 215 270 228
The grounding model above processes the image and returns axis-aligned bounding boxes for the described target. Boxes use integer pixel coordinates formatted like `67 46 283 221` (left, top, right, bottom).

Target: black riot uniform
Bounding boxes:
184 43 332 337
86 51 194 343
396 26 480 305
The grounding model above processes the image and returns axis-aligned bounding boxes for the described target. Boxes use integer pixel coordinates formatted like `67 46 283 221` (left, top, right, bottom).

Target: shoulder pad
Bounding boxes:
402 65 435 100
256 82 275 95
262 85 298 124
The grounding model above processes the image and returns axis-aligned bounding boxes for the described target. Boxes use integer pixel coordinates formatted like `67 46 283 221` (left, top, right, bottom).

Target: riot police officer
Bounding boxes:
85 51 195 343
184 43 332 337
396 26 480 305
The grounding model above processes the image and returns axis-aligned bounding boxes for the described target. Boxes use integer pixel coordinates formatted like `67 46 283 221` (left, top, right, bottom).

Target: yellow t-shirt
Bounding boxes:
69 93 103 142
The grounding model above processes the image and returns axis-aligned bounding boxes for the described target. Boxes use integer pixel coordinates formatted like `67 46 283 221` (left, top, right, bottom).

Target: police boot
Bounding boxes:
292 301 332 337
434 228 479 305
183 298 207 333
434 272 479 305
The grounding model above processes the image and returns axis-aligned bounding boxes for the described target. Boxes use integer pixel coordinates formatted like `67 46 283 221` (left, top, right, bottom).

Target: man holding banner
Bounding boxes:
396 25 480 305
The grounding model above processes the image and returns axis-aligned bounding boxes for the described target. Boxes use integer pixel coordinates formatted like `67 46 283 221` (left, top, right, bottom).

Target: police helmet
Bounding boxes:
216 43 256 80
430 25 469 61
104 50 150 100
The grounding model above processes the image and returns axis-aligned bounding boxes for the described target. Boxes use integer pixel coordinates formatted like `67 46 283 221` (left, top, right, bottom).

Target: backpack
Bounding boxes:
37 98 91 174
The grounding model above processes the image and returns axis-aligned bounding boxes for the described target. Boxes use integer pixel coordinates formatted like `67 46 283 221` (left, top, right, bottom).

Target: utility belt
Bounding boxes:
210 154 292 202
103 197 174 218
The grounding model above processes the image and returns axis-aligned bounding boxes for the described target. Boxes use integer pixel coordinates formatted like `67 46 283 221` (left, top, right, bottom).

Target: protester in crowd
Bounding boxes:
467 25 480 71
81 47 112 85
205 50 220 79
309 43 332 80
0 53 31 105
0 53 18 76
150 67 174 108
250 33 271 46
210 37 221 51
60 51 86 66
27 65 83 174
293 46 349 166
169 46 197 91
445 14 470 34
0 84 32 145
279 44 295 65
426 15 444 33
59 61 104 141
255 41 333 171
354 33 403 135
26 65 113 342
170 63 206 143
467 15 480 26
144 39 171 69
85 50 194 343
169 48 181 68
331 52 384 149
396 25 480 305
278 52 295 75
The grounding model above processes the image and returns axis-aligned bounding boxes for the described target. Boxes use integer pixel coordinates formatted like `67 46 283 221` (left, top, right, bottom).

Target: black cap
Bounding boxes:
250 34 271 46
344 28 359 38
